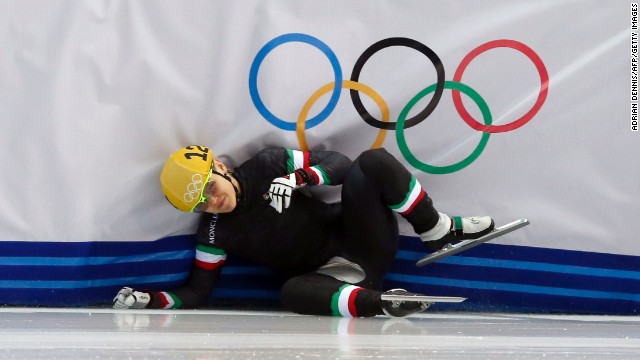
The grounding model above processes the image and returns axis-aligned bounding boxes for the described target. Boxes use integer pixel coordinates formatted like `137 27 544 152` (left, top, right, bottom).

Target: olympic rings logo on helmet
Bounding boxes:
249 33 549 174
184 173 205 203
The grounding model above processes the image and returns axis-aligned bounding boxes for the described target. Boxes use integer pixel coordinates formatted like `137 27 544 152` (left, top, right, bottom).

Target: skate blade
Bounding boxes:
416 218 530 267
380 294 467 303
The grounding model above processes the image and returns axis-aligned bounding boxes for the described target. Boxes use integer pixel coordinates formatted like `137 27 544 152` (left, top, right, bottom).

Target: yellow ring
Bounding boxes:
296 80 389 151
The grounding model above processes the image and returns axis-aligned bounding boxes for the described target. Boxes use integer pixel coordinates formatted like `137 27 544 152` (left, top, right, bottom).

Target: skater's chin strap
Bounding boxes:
211 169 242 206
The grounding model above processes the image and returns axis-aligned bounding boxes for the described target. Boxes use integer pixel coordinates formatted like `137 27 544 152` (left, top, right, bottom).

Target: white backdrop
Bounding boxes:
0 0 637 259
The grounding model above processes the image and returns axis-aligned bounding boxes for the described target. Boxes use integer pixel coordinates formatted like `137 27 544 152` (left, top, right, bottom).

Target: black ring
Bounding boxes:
349 37 445 130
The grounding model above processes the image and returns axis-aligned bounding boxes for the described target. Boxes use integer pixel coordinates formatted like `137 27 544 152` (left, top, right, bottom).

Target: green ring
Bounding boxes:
396 81 492 174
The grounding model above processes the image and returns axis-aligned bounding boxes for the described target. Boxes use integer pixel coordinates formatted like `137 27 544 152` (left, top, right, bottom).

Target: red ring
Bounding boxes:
452 39 549 133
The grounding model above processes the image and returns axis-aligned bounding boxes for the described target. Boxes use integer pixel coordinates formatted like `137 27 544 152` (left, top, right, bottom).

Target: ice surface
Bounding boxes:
1 307 639 359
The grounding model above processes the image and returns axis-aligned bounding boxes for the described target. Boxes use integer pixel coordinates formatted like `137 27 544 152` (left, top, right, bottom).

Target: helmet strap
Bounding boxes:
211 169 241 205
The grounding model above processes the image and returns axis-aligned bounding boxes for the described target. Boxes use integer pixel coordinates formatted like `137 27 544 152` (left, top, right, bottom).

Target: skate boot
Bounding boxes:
380 289 431 317
420 213 494 252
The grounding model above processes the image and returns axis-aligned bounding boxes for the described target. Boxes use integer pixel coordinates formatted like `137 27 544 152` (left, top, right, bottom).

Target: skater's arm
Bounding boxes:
284 148 352 186
263 147 351 213
148 244 226 309
113 244 226 309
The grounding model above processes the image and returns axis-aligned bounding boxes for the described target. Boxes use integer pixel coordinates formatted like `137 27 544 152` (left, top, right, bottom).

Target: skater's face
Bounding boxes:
192 159 238 214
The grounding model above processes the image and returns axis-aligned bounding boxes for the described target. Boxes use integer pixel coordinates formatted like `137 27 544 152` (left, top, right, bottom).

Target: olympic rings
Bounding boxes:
249 33 342 131
452 40 549 133
350 37 445 130
184 174 205 203
397 81 492 174
296 80 389 151
249 33 549 174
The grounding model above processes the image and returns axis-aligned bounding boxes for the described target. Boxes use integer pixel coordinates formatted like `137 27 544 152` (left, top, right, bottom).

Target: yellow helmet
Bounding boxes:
160 145 214 212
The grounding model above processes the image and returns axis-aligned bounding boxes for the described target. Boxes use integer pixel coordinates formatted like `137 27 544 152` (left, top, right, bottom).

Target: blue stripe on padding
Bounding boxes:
0 250 194 266
0 235 195 256
396 250 640 280
0 261 189 281
384 273 640 302
0 273 189 289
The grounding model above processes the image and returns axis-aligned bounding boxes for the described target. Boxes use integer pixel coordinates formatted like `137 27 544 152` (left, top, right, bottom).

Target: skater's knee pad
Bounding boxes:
315 256 366 284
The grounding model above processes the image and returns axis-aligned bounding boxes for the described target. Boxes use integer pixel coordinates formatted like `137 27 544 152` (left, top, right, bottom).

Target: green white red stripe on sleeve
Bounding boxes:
195 244 226 271
286 149 330 185
309 165 330 185
389 176 425 215
286 149 310 172
331 284 364 317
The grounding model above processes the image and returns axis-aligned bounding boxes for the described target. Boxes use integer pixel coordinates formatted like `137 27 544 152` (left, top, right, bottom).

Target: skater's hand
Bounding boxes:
113 287 151 309
267 174 299 213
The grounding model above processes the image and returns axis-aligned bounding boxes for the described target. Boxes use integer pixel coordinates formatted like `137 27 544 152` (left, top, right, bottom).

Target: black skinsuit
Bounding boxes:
148 147 439 316
198 147 349 274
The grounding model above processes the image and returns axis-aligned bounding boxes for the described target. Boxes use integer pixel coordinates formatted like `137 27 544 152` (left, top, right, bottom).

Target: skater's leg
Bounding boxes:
340 149 404 288
280 273 383 317
280 273 430 317
278 149 433 318
352 148 494 251
352 148 440 234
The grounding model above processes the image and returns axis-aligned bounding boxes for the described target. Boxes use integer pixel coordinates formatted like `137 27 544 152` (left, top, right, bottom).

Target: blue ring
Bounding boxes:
248 33 343 131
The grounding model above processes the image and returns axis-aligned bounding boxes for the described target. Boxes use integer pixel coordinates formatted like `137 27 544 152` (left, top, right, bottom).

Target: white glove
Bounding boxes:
267 174 299 213
113 287 151 309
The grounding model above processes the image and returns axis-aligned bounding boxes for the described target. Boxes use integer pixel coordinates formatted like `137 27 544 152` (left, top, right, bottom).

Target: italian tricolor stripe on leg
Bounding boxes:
389 176 425 215
331 284 363 317
286 149 310 172
158 291 183 309
195 244 226 271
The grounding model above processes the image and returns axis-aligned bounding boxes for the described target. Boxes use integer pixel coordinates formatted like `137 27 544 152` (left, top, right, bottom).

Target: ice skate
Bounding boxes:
380 289 467 317
380 289 432 317
420 214 495 253
416 218 530 267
